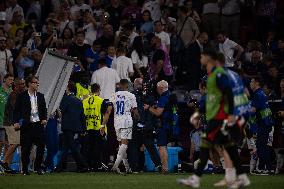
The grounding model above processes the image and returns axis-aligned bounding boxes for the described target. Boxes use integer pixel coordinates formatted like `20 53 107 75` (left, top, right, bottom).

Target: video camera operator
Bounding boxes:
128 78 161 173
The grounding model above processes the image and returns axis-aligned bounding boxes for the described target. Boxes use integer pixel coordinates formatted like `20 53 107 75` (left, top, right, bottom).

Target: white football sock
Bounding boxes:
113 144 127 169
225 168 236 184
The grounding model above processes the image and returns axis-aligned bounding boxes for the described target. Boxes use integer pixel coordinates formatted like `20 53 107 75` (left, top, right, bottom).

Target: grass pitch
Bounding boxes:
0 173 283 189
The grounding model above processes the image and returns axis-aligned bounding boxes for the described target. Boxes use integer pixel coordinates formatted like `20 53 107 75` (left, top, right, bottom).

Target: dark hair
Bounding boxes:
116 47 127 54
98 58 106 65
154 20 162 25
67 81 76 93
202 48 218 60
217 30 227 36
120 79 129 86
3 73 14 82
178 6 189 14
252 76 264 87
25 75 39 87
132 36 144 60
93 39 101 46
91 83 100 93
217 52 225 65
61 27 74 39
142 10 153 21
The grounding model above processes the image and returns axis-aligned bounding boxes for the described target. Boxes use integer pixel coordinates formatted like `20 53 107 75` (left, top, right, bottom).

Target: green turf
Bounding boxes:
0 173 283 189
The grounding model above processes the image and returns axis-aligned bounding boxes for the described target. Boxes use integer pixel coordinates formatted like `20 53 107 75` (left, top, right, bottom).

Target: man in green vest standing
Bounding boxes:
177 49 250 188
0 74 13 173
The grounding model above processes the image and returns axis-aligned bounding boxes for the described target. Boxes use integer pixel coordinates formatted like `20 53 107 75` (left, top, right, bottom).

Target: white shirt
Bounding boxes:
83 23 97 45
28 91 40 123
5 4 24 23
219 38 238 67
131 50 148 68
91 66 120 99
142 0 161 22
0 49 13 78
110 90 137 129
155 31 171 47
70 4 92 18
111 55 134 81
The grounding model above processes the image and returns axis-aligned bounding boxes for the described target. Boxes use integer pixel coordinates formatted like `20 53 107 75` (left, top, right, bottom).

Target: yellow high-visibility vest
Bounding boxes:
76 83 91 100
83 94 104 131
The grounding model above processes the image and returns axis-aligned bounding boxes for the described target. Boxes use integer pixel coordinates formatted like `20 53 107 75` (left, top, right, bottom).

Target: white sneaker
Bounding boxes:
238 174 251 187
177 175 200 188
213 178 227 187
228 174 251 189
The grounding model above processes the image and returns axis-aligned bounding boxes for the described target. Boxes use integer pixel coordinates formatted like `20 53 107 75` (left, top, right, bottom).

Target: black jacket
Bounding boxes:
13 90 47 126
59 94 86 132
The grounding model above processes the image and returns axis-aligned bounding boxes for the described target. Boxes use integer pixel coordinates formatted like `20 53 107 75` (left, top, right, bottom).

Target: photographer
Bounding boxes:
144 80 171 174
128 78 161 173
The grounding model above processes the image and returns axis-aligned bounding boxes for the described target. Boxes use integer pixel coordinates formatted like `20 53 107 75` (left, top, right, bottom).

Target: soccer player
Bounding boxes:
177 49 250 188
110 79 139 174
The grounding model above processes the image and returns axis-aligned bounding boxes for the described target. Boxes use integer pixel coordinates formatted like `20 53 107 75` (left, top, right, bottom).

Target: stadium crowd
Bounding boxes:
0 0 284 187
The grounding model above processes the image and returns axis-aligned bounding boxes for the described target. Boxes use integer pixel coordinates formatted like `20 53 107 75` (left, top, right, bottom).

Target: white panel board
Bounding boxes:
36 49 75 117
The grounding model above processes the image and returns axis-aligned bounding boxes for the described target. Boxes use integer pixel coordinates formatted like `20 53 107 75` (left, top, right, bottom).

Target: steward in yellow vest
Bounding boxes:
76 83 91 100
82 83 112 170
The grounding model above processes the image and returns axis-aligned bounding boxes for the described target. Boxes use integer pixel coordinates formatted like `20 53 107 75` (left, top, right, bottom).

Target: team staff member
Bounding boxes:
144 80 171 174
13 75 47 175
83 83 112 171
250 77 274 175
178 49 250 188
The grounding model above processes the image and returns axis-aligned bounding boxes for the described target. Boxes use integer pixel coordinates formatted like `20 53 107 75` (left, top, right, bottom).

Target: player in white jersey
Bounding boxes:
109 79 139 174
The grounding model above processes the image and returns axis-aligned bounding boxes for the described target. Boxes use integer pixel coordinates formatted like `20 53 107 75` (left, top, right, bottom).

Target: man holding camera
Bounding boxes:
144 80 171 174
128 78 161 173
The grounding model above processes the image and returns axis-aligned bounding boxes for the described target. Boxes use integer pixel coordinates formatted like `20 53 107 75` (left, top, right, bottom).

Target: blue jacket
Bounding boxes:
251 88 274 127
60 94 86 132
226 69 251 118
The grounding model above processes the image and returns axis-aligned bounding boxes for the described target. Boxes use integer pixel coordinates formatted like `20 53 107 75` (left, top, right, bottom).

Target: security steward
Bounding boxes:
82 83 112 171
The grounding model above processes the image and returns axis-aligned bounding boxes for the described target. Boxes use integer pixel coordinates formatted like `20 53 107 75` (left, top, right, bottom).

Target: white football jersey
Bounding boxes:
110 91 137 129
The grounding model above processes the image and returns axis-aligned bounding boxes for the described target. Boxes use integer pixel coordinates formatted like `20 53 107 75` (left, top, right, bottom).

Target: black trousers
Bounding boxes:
58 130 87 170
195 120 244 176
128 128 161 172
86 130 104 169
20 122 45 172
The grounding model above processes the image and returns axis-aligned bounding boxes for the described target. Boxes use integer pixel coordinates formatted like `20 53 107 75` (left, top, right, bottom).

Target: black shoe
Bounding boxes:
267 170 275 175
23 171 30 176
251 169 268 176
76 167 89 173
36 169 45 175
0 162 16 174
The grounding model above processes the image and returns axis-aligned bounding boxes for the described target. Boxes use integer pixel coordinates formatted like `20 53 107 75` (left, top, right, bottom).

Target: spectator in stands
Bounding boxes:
9 11 27 38
67 31 90 71
217 30 244 68
96 24 114 50
5 0 24 24
150 36 173 83
0 37 13 83
111 47 134 82
70 0 92 20
140 10 153 35
15 46 34 79
131 36 148 78
61 27 74 49
91 59 120 100
85 40 101 72
184 0 201 25
105 0 124 32
154 20 171 53
83 10 97 46
106 45 116 68
220 0 241 41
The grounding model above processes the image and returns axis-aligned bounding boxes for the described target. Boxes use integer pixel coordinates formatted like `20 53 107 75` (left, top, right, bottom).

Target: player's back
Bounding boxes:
111 90 137 119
